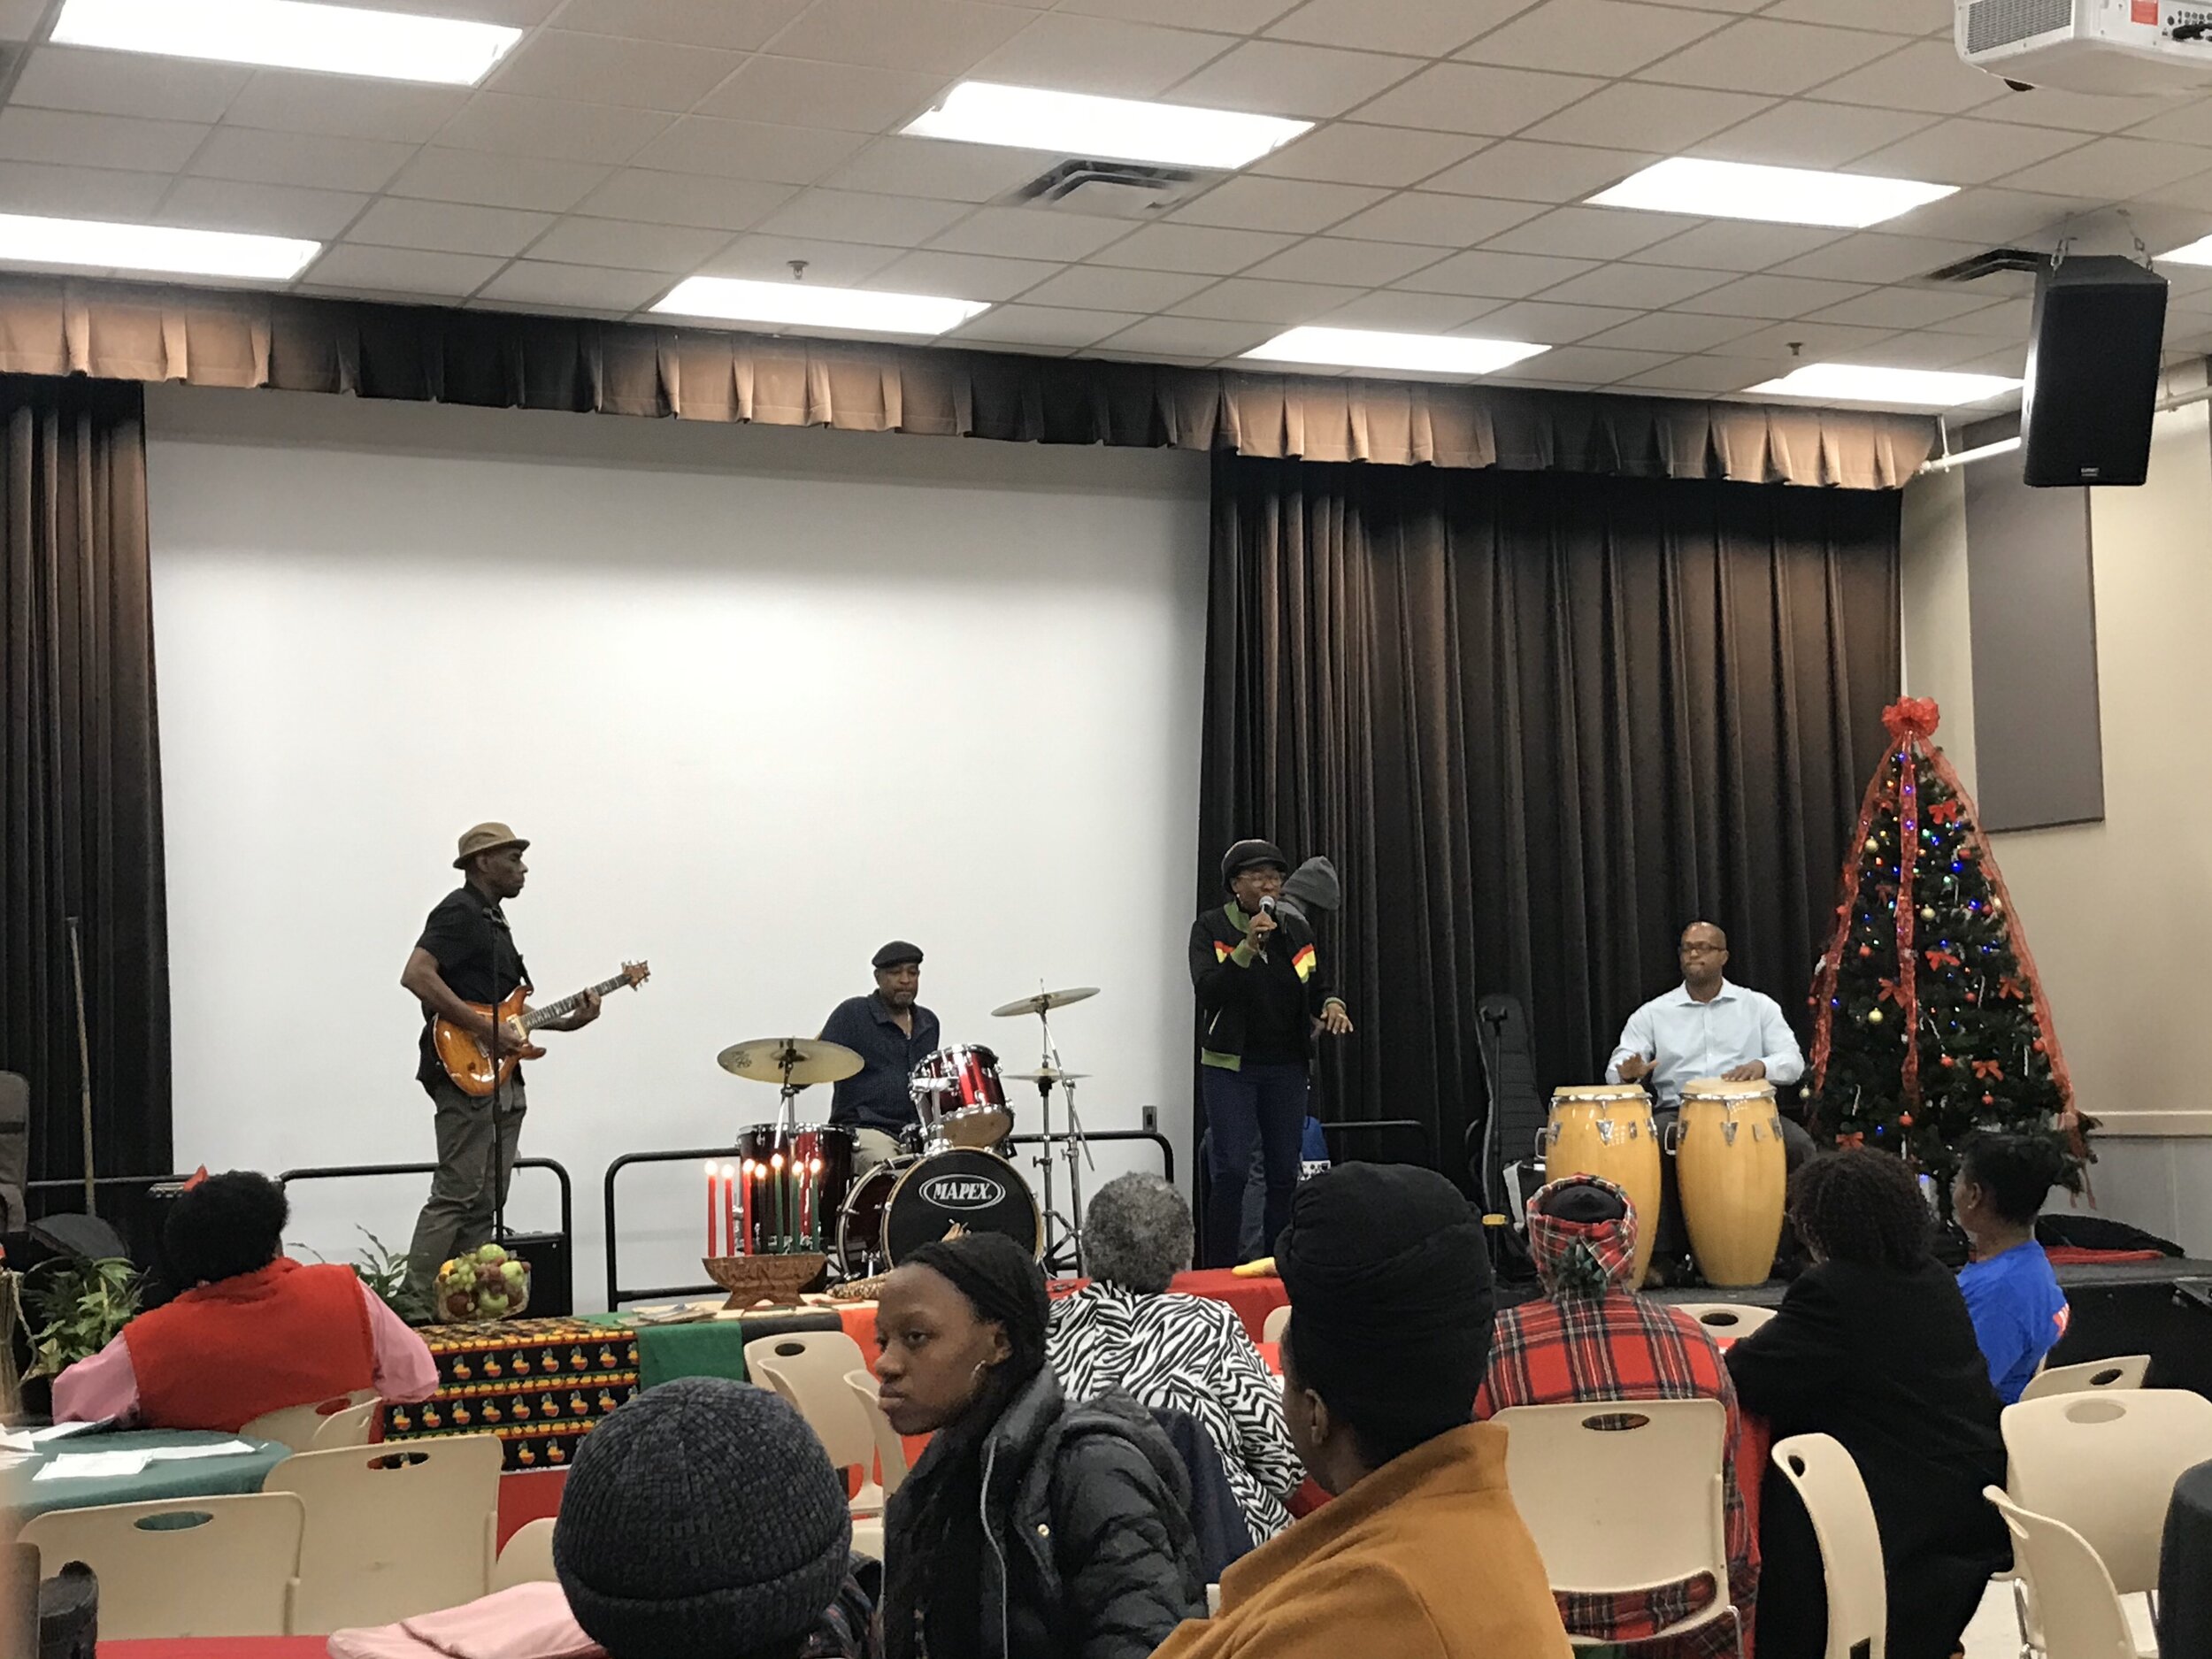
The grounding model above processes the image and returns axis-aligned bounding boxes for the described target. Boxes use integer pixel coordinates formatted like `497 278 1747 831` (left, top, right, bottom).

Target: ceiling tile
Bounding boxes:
438 93 672 164
754 188 973 246
1769 232 1986 284
11 46 250 126
1057 0 1299 29
1329 190 1544 247
1676 273 1876 318
1763 0 1946 32
698 234 903 282
220 73 469 143
1469 298 1640 342
1091 220 1300 272
1537 261 1735 307
1249 123 1485 188
1355 63 1604 138
579 169 795 229
2119 99 2212 147
1844 117 2092 186
1169 275 1364 322
1461 0 1728 77
549 0 811 49
1976 87 2169 135
0 0 45 34
1936 295 2033 336
0 110 208 173
1169 174 1387 233
1484 204 1701 259
697 57 948 133
864 248 1063 299
1489 343 1677 383
1636 19 1899 96
1828 330 2000 369
526 216 734 272
949 303 1144 348
156 179 367 240
488 30 747 111
630 118 868 183
1095 314 1272 357
1264 0 1509 57
1018 264 1215 309
1580 310 1764 351
1627 220 1847 273
190 127 413 192
1165 41 1425 119
1809 40 2007 117
764 0 1033 76
1519 82 1776 150
1240 235 1448 285
1622 355 1783 393
1878 185 2087 242
1424 139 1652 203
302 244 503 297
970 13 1235 98
373 0 563 23
1722 319 1903 357
1310 288 1500 330
0 161 170 220
350 198 553 257
388 149 611 212
824 136 1058 202
477 260 669 311
1804 286 2002 328
927 204 1135 261
1688 100 1941 169
1995 137 2212 199
1393 247 1598 298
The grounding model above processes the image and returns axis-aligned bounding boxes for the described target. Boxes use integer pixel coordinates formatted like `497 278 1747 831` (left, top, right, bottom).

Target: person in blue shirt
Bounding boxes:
1952 1131 2072 1404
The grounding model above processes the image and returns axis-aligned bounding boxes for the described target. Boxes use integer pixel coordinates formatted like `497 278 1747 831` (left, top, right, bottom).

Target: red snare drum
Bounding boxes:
910 1044 1013 1149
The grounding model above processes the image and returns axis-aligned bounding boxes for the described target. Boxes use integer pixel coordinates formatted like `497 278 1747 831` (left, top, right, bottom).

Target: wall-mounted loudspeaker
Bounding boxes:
2021 254 2168 488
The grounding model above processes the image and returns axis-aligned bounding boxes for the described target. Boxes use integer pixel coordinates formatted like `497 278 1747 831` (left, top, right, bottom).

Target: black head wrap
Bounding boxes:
902 1233 1049 1385
1275 1163 1493 1463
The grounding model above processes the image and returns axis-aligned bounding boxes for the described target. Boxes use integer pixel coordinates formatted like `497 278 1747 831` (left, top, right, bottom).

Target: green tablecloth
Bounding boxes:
587 1308 841 1389
2 1429 288 1522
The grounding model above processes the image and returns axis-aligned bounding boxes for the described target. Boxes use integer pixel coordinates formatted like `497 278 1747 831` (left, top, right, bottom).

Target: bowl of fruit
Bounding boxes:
434 1242 531 1324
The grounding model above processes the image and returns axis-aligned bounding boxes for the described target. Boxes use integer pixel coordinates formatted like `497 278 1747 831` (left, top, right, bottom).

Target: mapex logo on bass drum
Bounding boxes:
921 1175 1004 1210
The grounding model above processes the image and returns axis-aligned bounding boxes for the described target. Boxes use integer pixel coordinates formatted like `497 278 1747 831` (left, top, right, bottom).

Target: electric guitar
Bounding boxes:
434 961 650 1097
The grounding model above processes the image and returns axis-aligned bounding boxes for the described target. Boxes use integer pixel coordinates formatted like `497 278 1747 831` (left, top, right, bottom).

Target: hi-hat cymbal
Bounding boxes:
716 1037 864 1087
990 986 1100 1018
1005 1067 1091 1085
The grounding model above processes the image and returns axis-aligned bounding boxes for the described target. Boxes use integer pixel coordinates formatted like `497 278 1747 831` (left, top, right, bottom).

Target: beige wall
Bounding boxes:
1900 401 2212 1252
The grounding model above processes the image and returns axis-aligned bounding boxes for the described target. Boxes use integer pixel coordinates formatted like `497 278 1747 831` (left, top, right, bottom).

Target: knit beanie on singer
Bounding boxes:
554 1376 851 1659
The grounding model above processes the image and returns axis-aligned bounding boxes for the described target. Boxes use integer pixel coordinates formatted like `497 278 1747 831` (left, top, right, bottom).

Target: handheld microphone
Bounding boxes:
1256 895 1276 959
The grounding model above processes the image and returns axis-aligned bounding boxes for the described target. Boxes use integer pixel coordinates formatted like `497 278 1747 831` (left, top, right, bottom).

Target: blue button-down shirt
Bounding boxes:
1604 979 1804 1110
819 993 941 1133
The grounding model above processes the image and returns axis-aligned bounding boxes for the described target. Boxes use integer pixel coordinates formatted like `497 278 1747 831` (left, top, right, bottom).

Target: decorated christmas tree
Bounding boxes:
1807 696 2091 1202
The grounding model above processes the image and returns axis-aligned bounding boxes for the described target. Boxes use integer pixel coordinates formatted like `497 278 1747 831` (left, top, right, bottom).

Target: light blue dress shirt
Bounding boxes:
1604 979 1805 1110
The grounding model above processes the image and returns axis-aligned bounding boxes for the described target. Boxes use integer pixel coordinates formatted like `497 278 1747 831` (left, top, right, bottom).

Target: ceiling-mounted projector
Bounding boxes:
1958 0 2212 94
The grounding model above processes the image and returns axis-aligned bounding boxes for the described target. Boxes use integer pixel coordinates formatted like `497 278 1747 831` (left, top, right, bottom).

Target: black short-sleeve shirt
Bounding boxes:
414 884 530 1087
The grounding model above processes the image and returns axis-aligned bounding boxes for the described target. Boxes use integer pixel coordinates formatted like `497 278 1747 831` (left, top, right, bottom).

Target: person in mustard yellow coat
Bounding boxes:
1151 1164 1571 1659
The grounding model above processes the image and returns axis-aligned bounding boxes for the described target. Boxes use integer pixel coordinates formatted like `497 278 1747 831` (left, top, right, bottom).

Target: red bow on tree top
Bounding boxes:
1883 696 1941 742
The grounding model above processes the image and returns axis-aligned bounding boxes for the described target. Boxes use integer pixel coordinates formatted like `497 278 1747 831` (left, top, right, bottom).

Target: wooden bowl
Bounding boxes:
703 1253 827 1309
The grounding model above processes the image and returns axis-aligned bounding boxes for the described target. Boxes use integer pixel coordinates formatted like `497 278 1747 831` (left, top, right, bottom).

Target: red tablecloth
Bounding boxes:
1167 1268 1288 1343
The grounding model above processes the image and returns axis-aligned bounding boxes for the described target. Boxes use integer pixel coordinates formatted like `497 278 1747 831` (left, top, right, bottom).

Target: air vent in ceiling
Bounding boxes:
1925 248 2047 283
1006 158 1220 218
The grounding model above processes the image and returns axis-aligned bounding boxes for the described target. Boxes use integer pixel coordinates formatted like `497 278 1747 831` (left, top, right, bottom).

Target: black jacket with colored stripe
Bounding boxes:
1187 902 1339 1070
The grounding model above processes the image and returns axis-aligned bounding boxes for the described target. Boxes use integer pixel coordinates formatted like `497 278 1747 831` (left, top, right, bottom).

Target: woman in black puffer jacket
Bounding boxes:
873 1232 1203 1659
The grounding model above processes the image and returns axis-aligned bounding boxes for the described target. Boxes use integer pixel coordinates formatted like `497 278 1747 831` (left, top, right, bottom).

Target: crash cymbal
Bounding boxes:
716 1037 864 1087
1005 1067 1090 1085
990 986 1100 1018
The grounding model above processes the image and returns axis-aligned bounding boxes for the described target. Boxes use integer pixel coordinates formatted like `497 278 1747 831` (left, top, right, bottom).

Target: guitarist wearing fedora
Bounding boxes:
401 823 600 1310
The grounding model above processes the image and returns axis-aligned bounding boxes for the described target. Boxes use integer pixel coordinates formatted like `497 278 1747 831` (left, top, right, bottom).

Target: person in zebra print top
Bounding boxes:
1048 1173 1304 1542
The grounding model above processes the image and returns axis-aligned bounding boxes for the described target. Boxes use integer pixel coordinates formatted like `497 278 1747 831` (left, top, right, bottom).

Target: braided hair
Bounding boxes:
1957 1131 2070 1226
1789 1148 1933 1271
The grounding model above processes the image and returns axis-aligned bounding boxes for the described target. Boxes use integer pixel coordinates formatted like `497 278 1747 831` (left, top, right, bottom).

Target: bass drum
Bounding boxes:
834 1147 1041 1278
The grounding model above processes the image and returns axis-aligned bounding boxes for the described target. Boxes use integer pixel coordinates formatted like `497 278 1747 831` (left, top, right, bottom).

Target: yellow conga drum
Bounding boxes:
1671 1077 1786 1287
1541 1085 1663 1287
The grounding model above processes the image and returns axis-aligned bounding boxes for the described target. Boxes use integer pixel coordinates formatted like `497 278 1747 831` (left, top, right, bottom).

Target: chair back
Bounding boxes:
2003 1387 2212 1594
850 1516 885 1563
1669 1303 1776 1341
310 1398 380 1449
1261 1304 1290 1345
1494 1399 1730 1619
743 1331 881 1504
490 1516 557 1591
242 1387 380 1454
2018 1355 2151 1402
843 1368 909 1497
1771 1433 1886 1659
1985 1487 2136 1659
261 1432 502 1632
21 1493 304 1638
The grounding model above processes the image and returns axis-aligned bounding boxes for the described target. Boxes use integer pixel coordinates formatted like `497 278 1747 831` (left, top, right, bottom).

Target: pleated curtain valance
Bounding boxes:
0 274 1939 488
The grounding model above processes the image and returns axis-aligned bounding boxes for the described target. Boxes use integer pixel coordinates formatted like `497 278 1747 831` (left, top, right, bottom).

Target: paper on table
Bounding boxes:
35 1452 150 1479
142 1440 257 1462
28 1420 112 1443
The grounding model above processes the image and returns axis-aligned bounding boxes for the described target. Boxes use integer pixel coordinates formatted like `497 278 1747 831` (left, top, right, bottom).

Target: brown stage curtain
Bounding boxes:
1201 453 1901 1180
0 374 168 1187
0 276 1936 487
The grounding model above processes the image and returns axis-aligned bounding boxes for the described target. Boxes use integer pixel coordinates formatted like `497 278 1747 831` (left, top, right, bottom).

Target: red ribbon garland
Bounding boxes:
1895 746 1922 1111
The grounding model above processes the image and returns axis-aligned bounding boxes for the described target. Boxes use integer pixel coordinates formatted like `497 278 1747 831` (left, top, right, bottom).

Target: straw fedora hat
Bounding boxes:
454 821 529 868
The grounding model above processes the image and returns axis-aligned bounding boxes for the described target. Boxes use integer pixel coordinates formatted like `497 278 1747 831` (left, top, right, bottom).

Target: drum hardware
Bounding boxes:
989 986 1100 1020
910 1044 1016 1151
995 983 1100 1276
717 1036 865 1137
833 1146 1042 1277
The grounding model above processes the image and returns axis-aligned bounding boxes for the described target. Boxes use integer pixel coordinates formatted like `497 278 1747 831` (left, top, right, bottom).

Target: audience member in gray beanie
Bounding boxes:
553 1377 880 1659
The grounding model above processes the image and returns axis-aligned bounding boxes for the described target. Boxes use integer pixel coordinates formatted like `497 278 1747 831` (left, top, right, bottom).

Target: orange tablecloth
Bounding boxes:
1167 1268 1288 1343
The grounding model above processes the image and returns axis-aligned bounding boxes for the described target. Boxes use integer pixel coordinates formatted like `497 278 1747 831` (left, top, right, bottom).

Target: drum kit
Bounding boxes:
712 985 1105 1285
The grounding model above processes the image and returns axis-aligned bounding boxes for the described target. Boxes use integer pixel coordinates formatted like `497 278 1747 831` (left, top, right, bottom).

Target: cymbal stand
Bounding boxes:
1026 1002 1094 1275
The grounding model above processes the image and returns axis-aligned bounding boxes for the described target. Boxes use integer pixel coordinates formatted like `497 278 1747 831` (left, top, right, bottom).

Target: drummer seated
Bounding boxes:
1476 1176 1755 1658
52 1171 437 1432
1606 923 1805 1112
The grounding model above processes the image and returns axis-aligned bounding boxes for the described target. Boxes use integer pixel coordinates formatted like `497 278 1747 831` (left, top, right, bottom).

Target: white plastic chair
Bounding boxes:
490 1516 557 1590
21 1493 305 1638
1770 1433 1886 1659
241 1387 380 1453
1985 1487 2139 1659
1262 1304 1291 1345
1494 1398 1742 1655
850 1516 885 1563
2003 1387 2212 1596
743 1331 885 1513
1669 1303 1776 1342
2019 1355 2151 1403
844 1368 910 1499
261 1432 503 1633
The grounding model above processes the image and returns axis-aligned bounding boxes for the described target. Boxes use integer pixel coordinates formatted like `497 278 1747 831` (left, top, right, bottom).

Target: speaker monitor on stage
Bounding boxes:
2021 254 2168 488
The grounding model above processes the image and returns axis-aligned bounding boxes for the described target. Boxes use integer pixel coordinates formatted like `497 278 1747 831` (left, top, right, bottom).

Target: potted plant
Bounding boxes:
21 1256 141 1414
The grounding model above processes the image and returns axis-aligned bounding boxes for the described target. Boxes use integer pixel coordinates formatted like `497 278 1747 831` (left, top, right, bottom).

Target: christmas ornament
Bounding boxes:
1864 837 1880 854
1857 944 1872 959
1899 1112 1914 1127
1867 1008 1884 1025
1920 905 1936 922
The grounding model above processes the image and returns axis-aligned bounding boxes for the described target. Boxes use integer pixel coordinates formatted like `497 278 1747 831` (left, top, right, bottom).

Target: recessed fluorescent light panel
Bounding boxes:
52 0 522 86
903 81 1311 171
0 213 318 280
1588 157 1956 228
2162 232 2212 265
653 277 990 337
1242 326 1550 376
1748 364 2023 407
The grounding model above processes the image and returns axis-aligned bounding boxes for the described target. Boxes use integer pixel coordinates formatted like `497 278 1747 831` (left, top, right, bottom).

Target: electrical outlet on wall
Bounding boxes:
1141 1105 1157 1133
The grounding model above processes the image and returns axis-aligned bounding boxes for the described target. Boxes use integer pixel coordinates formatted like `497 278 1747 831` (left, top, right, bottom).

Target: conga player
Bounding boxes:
820 941 939 1174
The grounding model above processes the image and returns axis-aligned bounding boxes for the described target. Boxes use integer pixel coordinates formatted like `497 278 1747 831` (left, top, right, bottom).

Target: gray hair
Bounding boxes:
1085 1173 1194 1294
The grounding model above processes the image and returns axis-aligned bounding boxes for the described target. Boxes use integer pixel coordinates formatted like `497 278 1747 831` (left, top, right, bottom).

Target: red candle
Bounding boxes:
705 1160 718 1256
725 1164 739 1257
739 1161 755 1256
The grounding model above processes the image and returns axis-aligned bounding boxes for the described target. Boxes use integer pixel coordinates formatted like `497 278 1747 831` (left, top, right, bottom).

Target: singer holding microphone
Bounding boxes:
1190 839 1354 1266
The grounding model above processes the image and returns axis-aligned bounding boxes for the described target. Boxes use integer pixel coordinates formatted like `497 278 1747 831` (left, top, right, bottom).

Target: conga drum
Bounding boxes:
1541 1085 1663 1287
1671 1078 1786 1287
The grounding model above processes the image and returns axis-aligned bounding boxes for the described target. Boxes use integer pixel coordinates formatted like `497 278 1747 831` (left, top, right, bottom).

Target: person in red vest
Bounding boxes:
51 1171 438 1432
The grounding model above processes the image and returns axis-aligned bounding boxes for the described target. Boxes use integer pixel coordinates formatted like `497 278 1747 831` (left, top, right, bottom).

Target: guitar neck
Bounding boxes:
521 972 631 1031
